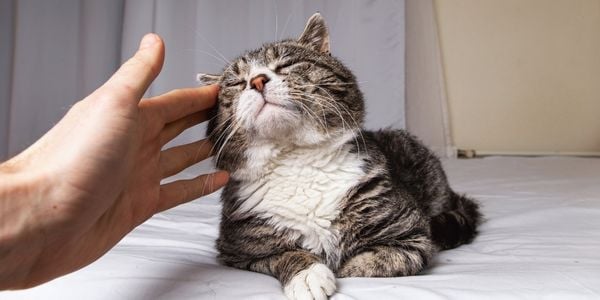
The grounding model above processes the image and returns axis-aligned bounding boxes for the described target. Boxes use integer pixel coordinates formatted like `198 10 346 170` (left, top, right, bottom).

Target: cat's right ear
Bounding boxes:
196 73 221 86
298 13 330 54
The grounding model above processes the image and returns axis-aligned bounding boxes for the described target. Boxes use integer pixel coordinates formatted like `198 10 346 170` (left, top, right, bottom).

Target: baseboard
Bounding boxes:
460 149 600 158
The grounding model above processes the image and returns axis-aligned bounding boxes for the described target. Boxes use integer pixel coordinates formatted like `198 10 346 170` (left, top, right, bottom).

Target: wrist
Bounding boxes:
0 170 46 289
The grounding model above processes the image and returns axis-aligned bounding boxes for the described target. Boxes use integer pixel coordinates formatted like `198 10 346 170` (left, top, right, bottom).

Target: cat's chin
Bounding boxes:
251 120 297 141
251 108 301 141
255 102 289 123
253 125 350 149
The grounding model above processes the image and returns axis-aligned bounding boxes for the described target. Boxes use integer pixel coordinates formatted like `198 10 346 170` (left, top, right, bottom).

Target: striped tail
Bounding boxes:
430 192 482 250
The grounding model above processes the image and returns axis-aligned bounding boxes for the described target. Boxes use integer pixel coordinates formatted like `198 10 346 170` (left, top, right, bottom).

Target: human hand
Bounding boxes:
0 33 228 289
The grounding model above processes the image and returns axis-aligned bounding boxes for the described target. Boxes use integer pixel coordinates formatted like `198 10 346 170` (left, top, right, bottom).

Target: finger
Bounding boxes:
101 33 165 102
158 171 229 212
159 111 211 146
159 139 213 178
147 84 219 123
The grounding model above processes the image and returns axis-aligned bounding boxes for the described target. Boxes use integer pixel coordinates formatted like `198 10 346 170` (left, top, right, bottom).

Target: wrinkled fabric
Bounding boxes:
3 157 600 299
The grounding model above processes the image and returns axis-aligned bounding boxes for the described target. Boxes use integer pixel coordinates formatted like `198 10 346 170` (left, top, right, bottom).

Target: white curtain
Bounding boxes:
1 0 406 161
0 0 15 160
0 0 124 159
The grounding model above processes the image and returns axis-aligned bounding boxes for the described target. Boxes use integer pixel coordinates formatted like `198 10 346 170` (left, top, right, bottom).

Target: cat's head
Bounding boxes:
202 13 364 171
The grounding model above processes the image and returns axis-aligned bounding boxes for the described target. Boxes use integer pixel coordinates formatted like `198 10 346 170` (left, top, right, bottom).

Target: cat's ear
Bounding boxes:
196 73 221 86
298 13 330 54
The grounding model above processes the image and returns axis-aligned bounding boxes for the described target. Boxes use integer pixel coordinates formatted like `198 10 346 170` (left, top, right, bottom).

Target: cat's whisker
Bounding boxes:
201 114 236 160
292 98 330 136
328 103 367 158
289 92 327 121
288 91 331 130
204 111 235 141
195 49 231 67
207 118 233 162
279 10 294 40
295 94 331 137
292 83 368 151
289 91 349 140
313 92 365 144
208 113 235 135
308 85 359 133
294 81 369 87
194 29 232 65
305 97 359 157
180 48 230 68
215 123 241 168
209 118 237 160
273 0 278 41
294 90 350 134
301 89 368 157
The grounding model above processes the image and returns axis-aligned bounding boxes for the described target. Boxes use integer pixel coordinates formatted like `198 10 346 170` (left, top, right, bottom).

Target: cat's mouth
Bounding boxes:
254 96 291 119
257 101 284 115
240 80 300 135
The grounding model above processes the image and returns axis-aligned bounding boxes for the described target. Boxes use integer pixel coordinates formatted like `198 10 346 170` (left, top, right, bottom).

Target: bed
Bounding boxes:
3 156 600 299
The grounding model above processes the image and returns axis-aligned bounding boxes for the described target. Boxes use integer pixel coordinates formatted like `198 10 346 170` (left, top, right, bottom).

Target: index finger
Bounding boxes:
147 84 219 123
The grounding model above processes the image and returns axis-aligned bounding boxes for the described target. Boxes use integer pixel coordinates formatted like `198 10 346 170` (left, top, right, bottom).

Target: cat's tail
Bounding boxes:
430 192 482 250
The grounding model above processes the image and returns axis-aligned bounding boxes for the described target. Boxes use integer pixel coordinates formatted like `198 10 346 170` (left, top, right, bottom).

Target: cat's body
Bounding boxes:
201 13 481 300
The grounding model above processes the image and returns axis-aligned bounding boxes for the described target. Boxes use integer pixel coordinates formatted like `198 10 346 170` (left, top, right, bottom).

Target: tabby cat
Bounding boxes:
199 13 481 300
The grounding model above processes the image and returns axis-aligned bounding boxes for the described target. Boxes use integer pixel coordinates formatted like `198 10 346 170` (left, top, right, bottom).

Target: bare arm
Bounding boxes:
0 34 228 290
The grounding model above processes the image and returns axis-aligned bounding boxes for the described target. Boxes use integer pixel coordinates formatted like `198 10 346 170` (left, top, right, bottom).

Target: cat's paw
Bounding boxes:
284 263 336 300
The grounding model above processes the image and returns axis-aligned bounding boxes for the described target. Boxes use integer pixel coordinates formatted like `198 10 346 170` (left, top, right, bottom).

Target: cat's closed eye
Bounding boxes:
224 78 245 88
273 60 299 74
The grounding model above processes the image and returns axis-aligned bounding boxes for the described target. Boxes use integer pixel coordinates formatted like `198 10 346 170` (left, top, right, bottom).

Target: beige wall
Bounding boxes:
406 0 454 157
435 0 600 155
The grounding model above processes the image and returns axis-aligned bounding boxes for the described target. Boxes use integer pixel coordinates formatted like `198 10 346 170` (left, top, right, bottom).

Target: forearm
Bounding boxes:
0 170 45 290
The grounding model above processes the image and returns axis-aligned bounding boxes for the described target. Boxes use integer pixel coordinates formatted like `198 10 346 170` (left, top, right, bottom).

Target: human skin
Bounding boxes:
0 33 229 289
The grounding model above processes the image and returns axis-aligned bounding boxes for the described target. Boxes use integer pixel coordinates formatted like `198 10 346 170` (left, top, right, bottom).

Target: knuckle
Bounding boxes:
94 90 134 111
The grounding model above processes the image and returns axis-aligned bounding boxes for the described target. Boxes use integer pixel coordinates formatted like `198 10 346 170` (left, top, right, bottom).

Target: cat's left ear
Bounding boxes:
196 73 221 86
298 13 330 54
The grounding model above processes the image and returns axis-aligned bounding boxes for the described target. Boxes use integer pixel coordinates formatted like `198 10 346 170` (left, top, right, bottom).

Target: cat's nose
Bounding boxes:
250 74 270 93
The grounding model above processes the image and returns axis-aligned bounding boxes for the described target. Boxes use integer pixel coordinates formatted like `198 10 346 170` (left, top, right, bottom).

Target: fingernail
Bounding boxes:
139 33 158 49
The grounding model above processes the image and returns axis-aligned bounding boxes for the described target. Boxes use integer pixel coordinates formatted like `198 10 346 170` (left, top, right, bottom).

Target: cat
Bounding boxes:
199 13 481 300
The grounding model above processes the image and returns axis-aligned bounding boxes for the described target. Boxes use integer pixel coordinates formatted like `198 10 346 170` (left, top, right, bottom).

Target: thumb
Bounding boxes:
102 33 165 102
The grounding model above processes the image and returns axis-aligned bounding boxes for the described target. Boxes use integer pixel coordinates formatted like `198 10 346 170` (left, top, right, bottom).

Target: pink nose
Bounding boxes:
250 74 270 92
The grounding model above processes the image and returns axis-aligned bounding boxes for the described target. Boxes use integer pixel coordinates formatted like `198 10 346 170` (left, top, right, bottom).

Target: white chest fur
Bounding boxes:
234 140 365 260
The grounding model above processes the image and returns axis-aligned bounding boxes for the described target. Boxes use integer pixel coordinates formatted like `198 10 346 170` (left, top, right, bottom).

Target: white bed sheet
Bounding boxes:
3 156 600 299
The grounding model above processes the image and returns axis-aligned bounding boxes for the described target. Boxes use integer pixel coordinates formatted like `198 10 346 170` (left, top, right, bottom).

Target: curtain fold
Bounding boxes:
1 0 124 160
0 0 16 160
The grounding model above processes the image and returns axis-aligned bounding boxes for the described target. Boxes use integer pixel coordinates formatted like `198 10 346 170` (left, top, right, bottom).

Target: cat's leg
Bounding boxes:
250 251 336 300
337 238 434 278
224 250 335 300
218 216 335 299
281 258 336 300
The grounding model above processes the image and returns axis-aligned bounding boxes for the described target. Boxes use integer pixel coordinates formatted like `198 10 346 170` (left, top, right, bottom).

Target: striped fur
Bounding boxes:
202 13 482 299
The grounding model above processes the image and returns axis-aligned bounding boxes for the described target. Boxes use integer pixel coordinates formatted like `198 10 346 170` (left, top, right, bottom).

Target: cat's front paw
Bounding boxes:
284 263 336 300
